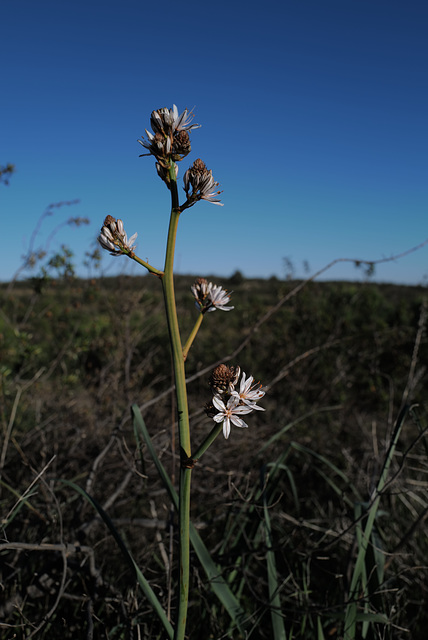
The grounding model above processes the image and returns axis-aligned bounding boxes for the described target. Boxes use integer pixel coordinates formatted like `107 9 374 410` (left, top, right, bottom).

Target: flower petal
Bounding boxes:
212 395 226 412
223 418 231 439
230 415 249 429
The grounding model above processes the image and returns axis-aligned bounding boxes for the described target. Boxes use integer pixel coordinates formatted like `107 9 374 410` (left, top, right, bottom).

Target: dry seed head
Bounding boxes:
192 158 207 175
172 130 191 159
209 364 241 395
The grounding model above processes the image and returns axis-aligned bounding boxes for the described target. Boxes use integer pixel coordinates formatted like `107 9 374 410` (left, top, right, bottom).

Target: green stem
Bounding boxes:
193 422 223 461
182 312 204 360
160 162 192 640
177 466 191 637
129 252 164 276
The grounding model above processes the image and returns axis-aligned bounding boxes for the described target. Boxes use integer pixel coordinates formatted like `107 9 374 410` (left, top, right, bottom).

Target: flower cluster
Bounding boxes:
183 159 223 207
98 215 137 256
206 365 265 439
138 105 200 170
191 278 233 312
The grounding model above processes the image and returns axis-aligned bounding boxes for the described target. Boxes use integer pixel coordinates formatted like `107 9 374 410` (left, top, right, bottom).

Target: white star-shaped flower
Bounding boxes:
198 172 223 206
171 104 200 133
212 395 252 439
231 372 265 410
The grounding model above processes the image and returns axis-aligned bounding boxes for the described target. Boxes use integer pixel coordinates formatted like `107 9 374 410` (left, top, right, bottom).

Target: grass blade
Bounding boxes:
59 478 174 639
317 616 326 640
261 465 286 640
343 405 409 639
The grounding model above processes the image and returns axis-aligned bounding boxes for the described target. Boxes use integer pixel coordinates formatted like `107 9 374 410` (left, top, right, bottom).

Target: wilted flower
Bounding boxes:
206 285 233 312
98 215 137 256
183 159 223 207
152 104 199 136
212 395 253 439
191 277 212 306
138 105 200 168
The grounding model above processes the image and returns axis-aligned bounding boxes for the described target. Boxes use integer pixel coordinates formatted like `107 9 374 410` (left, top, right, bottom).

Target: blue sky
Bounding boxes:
1 0 427 284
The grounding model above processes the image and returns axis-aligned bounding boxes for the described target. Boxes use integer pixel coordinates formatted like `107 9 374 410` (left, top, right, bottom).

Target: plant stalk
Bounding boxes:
161 162 192 640
183 312 204 360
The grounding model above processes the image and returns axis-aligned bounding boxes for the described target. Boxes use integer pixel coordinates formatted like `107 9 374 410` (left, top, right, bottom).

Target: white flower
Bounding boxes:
198 172 223 206
183 159 223 207
231 371 265 410
98 216 137 256
171 104 200 133
212 395 253 439
191 280 233 313
206 285 233 312
150 105 199 135
98 226 117 253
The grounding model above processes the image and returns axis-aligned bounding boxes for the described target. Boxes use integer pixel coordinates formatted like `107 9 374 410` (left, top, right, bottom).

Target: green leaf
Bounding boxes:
317 617 326 640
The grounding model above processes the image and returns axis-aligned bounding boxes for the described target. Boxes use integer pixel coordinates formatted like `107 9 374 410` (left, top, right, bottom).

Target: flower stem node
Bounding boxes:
181 454 197 469
98 216 138 257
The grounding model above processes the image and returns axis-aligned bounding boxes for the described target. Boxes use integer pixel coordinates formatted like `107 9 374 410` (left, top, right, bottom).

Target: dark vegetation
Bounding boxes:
1 273 428 639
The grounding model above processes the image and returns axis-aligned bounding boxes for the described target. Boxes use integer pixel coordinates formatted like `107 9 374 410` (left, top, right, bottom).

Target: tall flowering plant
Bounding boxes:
97 105 265 640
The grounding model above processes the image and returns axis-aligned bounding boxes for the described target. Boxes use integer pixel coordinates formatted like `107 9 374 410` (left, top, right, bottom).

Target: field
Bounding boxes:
1 273 428 639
